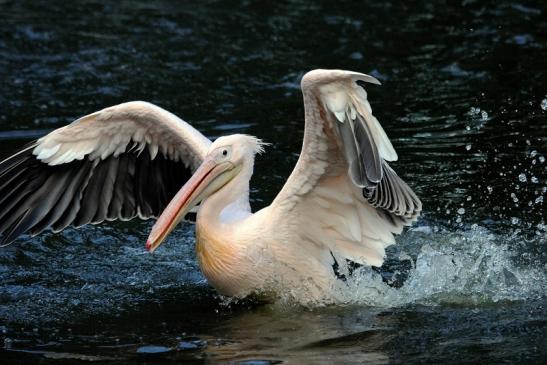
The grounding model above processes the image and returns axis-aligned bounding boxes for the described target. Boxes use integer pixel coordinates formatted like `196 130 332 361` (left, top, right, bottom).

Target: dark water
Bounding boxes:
0 0 546 363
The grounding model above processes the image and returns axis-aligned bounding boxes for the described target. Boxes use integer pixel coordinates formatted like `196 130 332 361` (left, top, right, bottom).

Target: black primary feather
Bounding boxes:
0 144 193 246
329 102 421 225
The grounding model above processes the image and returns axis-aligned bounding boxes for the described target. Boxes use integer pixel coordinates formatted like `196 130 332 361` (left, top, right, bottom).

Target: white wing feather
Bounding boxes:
33 101 210 168
270 69 421 272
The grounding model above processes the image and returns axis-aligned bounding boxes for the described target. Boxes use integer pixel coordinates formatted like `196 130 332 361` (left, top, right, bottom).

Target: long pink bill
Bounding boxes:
145 157 231 253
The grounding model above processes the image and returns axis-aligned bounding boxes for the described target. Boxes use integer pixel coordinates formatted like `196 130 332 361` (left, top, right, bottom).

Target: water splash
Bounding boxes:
331 225 546 307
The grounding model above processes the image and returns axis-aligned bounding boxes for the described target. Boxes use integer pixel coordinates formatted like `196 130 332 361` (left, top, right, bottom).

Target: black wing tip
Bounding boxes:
363 162 422 227
0 237 15 247
0 139 195 245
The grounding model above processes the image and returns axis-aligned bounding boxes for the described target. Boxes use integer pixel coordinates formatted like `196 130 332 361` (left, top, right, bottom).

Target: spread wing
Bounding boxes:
271 69 421 270
0 101 211 245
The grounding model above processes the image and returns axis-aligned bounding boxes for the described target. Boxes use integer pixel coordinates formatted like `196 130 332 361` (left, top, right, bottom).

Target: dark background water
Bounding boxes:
0 0 546 364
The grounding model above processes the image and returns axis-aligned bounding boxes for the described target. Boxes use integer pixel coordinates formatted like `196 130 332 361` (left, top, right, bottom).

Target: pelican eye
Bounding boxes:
213 146 232 162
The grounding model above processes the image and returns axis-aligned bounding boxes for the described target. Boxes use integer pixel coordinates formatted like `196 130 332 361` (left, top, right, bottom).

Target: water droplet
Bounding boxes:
530 150 537 157
4 338 13 349
531 176 539 183
487 186 493 193
457 208 465 214
465 126 471 131
518 173 527 182
535 196 544 204
511 217 520 225
466 144 472 151
469 106 481 115
480 110 488 120
541 98 547 111
466 196 472 201
511 192 518 202
539 156 545 163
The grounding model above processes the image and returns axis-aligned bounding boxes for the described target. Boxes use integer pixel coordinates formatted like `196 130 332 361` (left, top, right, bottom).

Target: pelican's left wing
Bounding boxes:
271 69 421 270
0 101 211 245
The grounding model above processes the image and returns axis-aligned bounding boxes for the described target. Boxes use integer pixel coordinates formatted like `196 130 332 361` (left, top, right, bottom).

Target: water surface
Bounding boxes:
0 0 545 364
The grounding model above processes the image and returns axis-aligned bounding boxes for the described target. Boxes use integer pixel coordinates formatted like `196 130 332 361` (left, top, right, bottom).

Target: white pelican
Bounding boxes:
0 69 421 304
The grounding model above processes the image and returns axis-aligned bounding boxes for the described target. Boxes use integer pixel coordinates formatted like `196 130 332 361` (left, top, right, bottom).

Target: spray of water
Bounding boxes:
323 225 546 307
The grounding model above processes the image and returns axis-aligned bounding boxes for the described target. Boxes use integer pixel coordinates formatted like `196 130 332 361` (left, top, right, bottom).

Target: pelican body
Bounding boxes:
0 69 421 305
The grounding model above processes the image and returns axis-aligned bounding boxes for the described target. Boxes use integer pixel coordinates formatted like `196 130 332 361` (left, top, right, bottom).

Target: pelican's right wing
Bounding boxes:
270 70 421 273
0 101 211 245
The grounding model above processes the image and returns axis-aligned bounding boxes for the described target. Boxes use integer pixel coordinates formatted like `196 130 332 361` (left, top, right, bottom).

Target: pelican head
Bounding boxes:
146 134 265 252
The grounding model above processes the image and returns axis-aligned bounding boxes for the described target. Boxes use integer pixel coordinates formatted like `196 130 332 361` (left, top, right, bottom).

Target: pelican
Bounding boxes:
0 69 421 305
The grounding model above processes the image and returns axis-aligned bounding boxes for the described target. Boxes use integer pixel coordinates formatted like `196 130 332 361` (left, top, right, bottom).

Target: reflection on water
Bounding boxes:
0 0 546 363
1 296 545 364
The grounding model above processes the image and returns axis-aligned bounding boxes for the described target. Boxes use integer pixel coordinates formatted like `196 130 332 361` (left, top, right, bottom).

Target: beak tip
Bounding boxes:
145 240 153 252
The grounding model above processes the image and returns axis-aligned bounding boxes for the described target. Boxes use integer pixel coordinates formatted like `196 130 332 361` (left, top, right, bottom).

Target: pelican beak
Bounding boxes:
145 156 236 253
